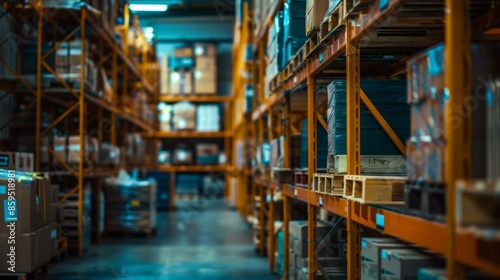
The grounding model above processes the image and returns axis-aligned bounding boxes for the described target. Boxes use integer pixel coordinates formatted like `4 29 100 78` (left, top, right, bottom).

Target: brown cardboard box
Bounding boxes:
144 139 161 167
168 70 193 95
173 102 196 131
53 136 99 165
306 0 329 35
36 225 51 268
0 152 34 172
0 230 37 273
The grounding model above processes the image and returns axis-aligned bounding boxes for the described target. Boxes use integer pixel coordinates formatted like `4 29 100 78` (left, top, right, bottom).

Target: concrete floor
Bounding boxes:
46 200 276 280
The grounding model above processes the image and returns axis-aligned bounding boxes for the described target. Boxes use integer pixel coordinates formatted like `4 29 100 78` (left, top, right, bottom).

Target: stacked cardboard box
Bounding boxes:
41 136 99 166
159 103 173 132
283 0 307 65
55 40 98 94
266 10 285 97
196 104 220 131
103 178 157 233
194 43 217 94
173 102 196 131
0 171 52 273
327 80 409 175
0 152 34 172
289 220 347 279
168 70 193 95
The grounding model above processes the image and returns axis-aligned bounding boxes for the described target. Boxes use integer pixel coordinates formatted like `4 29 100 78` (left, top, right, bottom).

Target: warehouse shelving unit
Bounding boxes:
0 1 158 255
233 0 500 278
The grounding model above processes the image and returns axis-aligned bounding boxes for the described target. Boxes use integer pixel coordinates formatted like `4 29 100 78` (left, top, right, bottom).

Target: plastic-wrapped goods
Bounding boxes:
326 79 409 158
103 176 157 233
196 104 220 132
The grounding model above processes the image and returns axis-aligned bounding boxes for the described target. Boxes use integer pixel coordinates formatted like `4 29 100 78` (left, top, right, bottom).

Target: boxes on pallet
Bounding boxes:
361 238 408 280
380 249 444 280
196 144 219 165
0 152 34 172
305 0 329 35
103 177 157 233
196 104 220 131
0 227 50 273
55 40 98 93
173 102 196 131
50 223 60 255
52 135 99 165
168 70 193 95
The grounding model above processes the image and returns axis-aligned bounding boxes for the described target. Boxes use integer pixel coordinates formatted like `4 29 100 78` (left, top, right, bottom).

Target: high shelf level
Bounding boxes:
232 0 500 279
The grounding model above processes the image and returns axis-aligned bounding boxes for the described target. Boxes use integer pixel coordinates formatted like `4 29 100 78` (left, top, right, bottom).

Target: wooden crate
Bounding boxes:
319 2 346 42
343 175 406 205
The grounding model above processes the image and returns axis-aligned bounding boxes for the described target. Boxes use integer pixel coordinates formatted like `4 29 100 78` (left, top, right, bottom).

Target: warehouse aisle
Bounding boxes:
46 200 274 280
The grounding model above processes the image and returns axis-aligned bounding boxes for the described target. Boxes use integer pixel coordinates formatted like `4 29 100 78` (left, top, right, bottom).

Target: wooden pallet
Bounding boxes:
319 2 346 43
305 29 320 58
456 180 500 229
343 175 406 205
405 181 446 219
312 173 344 196
269 73 283 92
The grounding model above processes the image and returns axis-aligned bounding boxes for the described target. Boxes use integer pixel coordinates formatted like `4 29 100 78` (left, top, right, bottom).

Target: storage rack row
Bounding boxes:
232 0 500 279
0 1 159 255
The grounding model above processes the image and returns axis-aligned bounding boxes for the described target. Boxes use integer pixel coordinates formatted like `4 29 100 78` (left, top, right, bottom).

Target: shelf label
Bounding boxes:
376 213 385 230
294 189 298 198
319 196 324 207
319 53 324 63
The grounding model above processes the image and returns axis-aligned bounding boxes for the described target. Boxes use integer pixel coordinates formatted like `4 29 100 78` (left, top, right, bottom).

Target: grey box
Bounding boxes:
36 225 51 268
381 249 444 280
50 223 59 254
361 238 408 280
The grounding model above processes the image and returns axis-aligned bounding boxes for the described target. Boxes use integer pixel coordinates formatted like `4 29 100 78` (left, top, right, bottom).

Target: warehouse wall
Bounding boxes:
0 8 16 141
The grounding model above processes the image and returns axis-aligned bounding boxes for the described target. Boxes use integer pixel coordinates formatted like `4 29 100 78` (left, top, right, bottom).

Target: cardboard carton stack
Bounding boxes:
168 47 194 95
283 0 307 65
0 171 52 273
194 43 217 94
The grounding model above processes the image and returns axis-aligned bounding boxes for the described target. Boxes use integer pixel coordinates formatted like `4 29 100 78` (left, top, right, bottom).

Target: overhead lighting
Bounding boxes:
129 4 168 12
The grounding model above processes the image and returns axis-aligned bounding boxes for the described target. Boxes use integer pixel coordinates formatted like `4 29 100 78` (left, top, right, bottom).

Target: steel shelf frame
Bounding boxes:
234 0 500 278
0 1 158 255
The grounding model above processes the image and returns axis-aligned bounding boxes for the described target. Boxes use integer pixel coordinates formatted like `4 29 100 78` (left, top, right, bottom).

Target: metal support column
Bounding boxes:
307 60 317 280
267 108 275 272
347 19 361 280
78 8 87 256
283 95 291 279
445 0 471 278
35 0 43 171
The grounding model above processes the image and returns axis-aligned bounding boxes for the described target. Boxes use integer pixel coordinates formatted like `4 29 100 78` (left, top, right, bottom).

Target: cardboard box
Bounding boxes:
168 70 193 95
305 0 329 35
0 152 34 172
173 102 196 130
195 57 217 71
0 230 37 273
290 220 337 258
50 223 59 254
380 249 444 280
196 105 220 132
361 238 408 280
0 172 43 234
36 225 51 268
53 136 99 164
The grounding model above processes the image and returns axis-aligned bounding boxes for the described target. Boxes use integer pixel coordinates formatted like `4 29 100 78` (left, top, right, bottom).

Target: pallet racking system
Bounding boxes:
233 0 500 279
0 1 158 255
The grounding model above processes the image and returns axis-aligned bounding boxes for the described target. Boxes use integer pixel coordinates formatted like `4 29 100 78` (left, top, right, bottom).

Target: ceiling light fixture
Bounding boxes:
129 4 168 12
